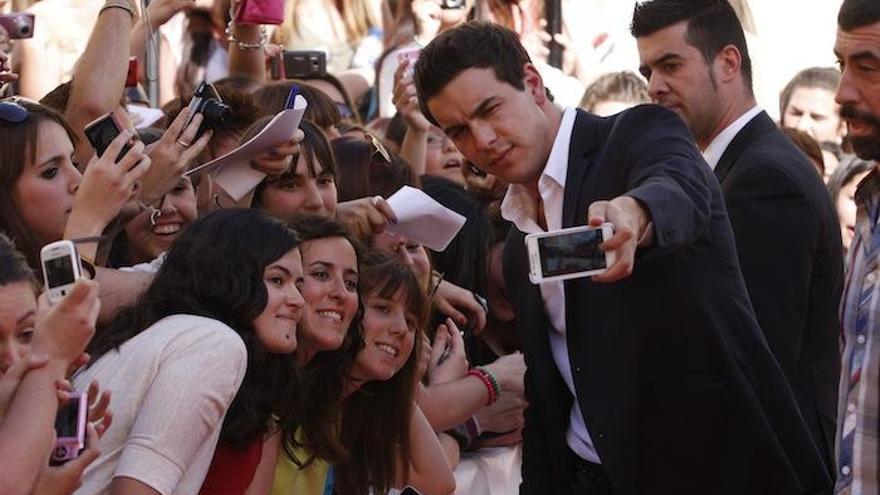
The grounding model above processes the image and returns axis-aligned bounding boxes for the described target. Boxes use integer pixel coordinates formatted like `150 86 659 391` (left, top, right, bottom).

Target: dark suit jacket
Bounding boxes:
505 106 832 495
715 112 843 476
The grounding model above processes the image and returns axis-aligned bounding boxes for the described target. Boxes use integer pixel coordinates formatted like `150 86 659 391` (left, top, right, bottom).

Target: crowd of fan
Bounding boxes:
0 0 870 494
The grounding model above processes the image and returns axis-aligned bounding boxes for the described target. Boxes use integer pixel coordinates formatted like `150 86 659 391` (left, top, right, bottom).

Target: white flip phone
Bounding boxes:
525 224 615 284
40 240 82 304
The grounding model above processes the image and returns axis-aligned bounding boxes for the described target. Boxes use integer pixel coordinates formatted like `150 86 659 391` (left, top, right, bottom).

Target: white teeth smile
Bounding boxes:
152 223 180 235
376 343 398 357
317 310 342 322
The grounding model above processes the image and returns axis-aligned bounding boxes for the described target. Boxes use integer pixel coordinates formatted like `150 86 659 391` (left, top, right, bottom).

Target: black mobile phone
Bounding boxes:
281 51 327 79
83 110 134 162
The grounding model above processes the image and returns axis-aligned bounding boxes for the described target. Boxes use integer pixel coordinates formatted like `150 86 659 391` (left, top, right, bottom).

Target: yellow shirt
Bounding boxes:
270 432 333 495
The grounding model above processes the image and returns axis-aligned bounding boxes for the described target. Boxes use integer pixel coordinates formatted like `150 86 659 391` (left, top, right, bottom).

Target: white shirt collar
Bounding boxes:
702 106 762 170
501 107 577 233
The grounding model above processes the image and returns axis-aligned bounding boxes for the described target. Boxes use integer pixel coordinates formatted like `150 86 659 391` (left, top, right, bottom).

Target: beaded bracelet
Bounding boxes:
467 366 501 406
225 20 268 51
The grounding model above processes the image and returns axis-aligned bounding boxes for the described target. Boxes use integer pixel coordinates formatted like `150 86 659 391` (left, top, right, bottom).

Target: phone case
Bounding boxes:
50 391 88 466
526 224 615 284
40 240 82 304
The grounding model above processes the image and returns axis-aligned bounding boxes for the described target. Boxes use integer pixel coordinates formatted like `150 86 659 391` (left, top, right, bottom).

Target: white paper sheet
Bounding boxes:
385 186 466 252
186 95 308 201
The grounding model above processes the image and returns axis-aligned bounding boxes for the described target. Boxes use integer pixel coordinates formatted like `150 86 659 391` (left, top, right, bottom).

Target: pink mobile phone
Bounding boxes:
50 391 88 466
397 47 421 77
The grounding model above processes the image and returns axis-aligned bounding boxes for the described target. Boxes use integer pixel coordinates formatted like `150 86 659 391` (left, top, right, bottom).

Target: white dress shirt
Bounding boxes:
501 107 602 464
702 106 763 170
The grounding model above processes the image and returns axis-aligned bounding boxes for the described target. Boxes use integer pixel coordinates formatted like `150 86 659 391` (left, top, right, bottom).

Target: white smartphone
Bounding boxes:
40 240 82 304
526 224 615 284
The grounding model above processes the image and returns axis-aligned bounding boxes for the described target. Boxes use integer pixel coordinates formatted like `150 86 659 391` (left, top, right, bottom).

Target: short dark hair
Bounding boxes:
413 21 532 126
839 0 880 31
0 234 37 291
631 0 753 92
779 67 841 119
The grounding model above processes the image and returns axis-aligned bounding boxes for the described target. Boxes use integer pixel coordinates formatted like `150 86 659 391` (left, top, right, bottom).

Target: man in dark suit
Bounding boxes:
633 0 843 481
413 20 831 495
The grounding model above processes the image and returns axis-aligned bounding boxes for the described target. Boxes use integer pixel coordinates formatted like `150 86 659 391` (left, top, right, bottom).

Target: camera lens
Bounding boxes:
200 100 230 129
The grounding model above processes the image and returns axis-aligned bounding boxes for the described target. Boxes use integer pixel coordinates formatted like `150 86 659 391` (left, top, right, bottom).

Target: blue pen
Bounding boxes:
284 84 300 110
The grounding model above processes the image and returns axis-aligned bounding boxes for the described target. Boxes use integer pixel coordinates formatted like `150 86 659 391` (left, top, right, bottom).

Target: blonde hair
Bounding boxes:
276 0 379 47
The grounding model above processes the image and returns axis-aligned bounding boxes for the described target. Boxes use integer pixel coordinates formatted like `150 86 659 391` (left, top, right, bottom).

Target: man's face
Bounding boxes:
425 66 555 187
835 21 880 161
637 22 723 145
782 86 845 144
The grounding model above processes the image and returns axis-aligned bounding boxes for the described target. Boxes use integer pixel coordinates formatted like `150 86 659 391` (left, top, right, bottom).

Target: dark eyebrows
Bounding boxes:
441 96 500 136
851 50 880 64
654 53 683 67
469 96 499 119
267 264 292 277
35 154 65 169
639 52 681 78
16 310 35 325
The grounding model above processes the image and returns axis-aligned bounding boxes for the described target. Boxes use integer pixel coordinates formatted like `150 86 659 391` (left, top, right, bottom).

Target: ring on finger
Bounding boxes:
176 138 192 148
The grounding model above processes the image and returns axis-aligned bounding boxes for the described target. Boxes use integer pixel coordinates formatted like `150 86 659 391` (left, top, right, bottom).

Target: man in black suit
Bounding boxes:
413 21 830 495
633 0 843 481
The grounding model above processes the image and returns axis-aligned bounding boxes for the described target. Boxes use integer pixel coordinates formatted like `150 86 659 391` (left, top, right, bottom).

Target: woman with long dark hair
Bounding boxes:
0 99 148 272
272 251 455 495
74 209 305 495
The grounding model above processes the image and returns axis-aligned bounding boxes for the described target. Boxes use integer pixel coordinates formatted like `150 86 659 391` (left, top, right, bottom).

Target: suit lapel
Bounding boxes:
562 110 601 228
714 111 776 183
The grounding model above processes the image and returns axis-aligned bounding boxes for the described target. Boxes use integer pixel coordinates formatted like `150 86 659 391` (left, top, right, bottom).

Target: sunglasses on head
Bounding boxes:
0 97 28 124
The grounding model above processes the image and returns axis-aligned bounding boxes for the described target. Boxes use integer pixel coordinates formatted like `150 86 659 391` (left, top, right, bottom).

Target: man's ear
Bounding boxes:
523 63 548 105
716 45 743 84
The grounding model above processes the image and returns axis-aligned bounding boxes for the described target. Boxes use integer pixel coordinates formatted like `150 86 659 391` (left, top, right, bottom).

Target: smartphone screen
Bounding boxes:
45 256 76 289
54 399 81 438
538 228 607 278
84 111 134 162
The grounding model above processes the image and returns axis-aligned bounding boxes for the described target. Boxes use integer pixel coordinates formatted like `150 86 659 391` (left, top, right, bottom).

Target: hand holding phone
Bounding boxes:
50 391 88 466
526 224 615 284
587 197 651 284
83 108 137 163
30 279 99 367
40 241 83 305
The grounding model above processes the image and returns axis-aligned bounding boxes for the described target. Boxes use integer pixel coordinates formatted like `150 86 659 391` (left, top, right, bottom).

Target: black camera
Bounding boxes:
184 81 231 139
273 50 327 79
441 0 466 9
0 13 35 39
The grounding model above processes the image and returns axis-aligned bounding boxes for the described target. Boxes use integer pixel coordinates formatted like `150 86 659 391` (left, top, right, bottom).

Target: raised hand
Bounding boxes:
141 108 211 205
65 130 151 239
427 319 468 385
